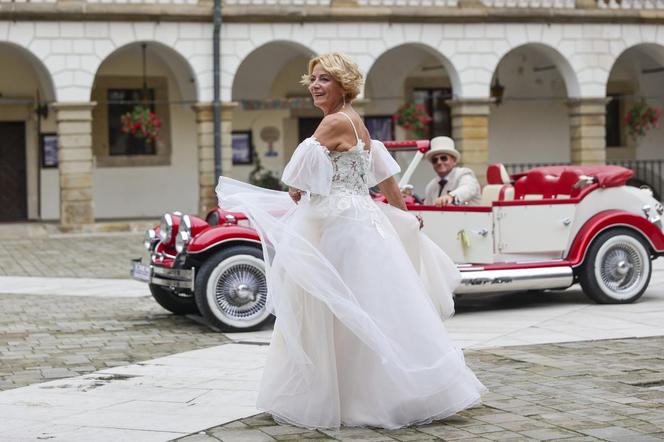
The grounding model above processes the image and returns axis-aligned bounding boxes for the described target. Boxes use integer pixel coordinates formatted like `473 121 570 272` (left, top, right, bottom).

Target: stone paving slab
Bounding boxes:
2 333 664 441
0 343 268 441
0 233 145 279
181 337 664 442
0 276 150 297
0 293 228 391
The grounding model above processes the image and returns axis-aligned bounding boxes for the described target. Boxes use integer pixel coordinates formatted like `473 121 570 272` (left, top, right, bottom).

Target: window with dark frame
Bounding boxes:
606 94 622 148
365 116 395 141
412 88 452 138
107 88 156 156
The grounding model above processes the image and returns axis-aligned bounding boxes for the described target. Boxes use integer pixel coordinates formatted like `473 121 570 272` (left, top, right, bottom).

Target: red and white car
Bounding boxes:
131 140 664 332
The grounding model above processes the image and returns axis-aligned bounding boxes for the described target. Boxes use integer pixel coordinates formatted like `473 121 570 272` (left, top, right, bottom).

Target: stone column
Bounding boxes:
193 102 236 215
221 102 236 181
53 102 96 229
448 99 491 185
568 98 608 165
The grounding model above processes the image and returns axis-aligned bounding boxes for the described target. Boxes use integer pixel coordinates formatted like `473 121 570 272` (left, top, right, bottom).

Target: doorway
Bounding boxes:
298 117 322 142
0 122 27 221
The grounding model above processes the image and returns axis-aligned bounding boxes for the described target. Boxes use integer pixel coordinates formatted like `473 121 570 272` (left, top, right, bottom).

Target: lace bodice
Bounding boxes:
280 113 401 200
329 144 370 197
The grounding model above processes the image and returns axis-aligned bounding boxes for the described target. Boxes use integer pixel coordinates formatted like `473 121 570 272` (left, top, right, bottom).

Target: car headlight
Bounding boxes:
175 230 190 254
206 211 220 226
656 202 664 216
237 219 251 228
144 228 157 250
180 214 192 235
159 213 173 242
643 204 662 225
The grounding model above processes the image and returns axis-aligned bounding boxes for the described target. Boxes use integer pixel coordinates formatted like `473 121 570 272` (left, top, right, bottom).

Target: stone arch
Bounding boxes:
231 40 317 102
490 42 580 99
365 43 461 100
605 43 664 190
0 42 57 221
364 43 461 192
0 41 56 102
488 43 577 164
92 41 198 104
229 41 317 181
89 40 200 218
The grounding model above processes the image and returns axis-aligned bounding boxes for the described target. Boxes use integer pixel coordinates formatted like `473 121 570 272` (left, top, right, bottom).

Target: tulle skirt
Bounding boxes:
216 177 486 430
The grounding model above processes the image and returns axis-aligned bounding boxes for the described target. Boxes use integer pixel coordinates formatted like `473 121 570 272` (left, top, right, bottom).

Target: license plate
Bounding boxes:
131 261 151 282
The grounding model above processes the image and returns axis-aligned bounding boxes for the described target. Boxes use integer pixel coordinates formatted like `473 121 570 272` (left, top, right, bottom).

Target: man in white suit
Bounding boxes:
423 136 481 206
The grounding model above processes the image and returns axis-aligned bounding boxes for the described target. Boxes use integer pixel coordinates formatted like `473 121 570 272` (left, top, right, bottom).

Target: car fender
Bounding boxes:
187 225 261 255
566 210 664 267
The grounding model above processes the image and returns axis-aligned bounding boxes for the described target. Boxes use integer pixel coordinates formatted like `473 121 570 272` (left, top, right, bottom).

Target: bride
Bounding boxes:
216 52 486 430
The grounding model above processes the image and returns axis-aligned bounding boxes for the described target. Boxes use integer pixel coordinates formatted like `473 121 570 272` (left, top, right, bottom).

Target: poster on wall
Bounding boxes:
232 131 253 165
365 116 394 141
41 133 58 168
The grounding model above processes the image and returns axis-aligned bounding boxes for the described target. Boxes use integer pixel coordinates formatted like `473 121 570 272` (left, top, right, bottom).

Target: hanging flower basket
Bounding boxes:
624 99 661 141
392 103 432 139
121 105 162 144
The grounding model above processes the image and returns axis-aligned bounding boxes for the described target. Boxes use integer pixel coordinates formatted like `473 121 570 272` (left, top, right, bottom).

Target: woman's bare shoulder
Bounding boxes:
313 114 355 152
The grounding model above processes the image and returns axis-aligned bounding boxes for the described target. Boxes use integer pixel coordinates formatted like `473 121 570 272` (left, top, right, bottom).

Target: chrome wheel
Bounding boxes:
205 254 269 329
585 231 651 303
594 236 648 300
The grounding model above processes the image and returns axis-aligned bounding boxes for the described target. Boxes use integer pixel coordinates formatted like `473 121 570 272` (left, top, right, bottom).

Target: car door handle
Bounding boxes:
473 228 489 237
561 217 572 226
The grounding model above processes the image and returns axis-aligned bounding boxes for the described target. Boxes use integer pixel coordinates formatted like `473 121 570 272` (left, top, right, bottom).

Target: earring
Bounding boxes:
342 95 346 108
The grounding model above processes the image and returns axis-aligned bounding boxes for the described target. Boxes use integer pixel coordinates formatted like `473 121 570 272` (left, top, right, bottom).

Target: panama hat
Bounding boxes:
425 136 461 162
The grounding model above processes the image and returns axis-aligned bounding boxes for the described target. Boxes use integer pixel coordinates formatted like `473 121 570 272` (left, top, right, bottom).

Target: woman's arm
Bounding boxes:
378 176 423 228
377 176 407 211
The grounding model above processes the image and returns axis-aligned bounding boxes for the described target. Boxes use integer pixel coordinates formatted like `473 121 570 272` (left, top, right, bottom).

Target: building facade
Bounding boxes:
1 0 664 226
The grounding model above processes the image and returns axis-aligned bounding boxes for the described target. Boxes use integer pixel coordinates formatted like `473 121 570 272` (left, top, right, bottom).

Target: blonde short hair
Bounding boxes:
300 52 363 101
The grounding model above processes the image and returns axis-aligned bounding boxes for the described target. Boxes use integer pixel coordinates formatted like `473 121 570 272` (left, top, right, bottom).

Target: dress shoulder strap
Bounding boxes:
338 111 360 143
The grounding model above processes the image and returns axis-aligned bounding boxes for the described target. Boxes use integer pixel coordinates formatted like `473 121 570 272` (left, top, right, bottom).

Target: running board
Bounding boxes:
456 266 574 294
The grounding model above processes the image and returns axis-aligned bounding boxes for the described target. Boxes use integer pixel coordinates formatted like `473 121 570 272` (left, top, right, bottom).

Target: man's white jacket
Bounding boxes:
424 167 482 206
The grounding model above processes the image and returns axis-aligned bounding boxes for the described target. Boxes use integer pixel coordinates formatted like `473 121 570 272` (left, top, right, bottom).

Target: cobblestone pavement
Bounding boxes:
179 337 664 442
0 233 145 279
0 293 228 391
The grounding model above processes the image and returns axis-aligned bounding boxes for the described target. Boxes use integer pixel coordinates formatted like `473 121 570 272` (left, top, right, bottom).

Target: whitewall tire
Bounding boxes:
194 245 272 332
579 228 652 304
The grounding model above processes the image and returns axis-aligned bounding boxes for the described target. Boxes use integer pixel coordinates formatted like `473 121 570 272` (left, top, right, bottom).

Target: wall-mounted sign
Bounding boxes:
41 133 58 168
232 131 253 165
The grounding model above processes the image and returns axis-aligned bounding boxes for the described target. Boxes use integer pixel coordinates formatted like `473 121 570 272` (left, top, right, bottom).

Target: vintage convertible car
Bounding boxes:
131 140 664 332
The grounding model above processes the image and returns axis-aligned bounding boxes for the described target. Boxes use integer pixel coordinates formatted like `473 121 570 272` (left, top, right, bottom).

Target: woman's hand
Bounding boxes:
288 187 303 204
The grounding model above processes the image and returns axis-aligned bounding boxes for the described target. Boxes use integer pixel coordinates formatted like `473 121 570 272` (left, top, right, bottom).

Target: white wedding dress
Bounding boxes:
216 114 486 430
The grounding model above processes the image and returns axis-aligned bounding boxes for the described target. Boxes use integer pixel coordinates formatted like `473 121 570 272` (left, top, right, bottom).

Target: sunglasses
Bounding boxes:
431 155 451 164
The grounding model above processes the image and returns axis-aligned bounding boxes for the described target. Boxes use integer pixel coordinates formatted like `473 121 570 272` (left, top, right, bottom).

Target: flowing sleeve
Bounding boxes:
367 139 401 187
281 138 333 196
